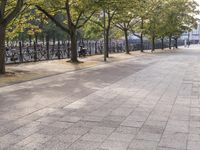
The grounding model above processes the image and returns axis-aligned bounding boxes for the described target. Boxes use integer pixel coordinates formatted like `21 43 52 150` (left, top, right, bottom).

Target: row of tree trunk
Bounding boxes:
123 33 179 54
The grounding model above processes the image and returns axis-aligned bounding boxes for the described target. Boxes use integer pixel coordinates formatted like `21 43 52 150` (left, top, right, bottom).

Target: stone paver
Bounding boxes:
0 46 200 150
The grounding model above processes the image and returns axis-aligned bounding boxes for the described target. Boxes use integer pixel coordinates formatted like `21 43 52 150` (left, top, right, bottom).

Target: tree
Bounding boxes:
136 0 198 51
36 0 96 63
91 0 122 61
113 0 140 54
161 0 199 49
131 0 150 52
0 0 24 74
143 0 164 52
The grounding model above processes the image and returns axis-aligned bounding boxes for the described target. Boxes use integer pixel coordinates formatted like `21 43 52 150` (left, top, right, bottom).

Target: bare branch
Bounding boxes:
0 0 7 21
2 0 24 26
65 0 74 28
75 11 83 27
115 23 124 30
36 5 70 34
77 11 96 29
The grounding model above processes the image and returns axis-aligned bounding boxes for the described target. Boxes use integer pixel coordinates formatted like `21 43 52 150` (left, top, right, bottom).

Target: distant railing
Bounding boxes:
5 40 184 64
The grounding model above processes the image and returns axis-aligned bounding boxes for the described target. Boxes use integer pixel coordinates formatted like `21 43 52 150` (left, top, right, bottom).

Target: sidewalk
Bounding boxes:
0 46 198 150
0 49 169 87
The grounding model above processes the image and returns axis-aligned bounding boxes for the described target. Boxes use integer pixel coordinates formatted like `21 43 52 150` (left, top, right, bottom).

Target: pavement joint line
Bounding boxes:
126 78 166 149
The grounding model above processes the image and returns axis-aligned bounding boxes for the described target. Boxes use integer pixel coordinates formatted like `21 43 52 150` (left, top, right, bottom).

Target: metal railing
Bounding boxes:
5 40 184 64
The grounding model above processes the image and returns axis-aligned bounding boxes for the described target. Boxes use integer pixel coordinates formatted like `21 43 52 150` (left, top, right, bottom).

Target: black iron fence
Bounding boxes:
5 40 184 64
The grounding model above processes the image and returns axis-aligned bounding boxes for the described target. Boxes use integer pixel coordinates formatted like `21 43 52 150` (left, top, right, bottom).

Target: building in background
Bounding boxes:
180 24 200 44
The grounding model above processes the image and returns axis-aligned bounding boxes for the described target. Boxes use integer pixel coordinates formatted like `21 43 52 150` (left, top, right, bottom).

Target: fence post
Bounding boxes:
34 42 37 62
19 42 23 63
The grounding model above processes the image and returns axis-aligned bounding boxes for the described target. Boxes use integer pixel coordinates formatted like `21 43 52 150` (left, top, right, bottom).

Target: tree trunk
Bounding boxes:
103 10 107 61
169 35 172 49
151 35 155 52
70 28 78 62
140 33 144 52
124 29 129 54
161 38 164 50
140 18 144 52
0 25 6 74
105 29 109 58
29 35 32 46
175 38 178 48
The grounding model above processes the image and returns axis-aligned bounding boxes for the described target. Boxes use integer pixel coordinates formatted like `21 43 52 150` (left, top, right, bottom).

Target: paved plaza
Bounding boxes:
0 46 200 150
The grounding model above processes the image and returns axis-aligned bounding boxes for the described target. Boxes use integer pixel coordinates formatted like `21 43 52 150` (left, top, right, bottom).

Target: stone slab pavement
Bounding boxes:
0 46 200 150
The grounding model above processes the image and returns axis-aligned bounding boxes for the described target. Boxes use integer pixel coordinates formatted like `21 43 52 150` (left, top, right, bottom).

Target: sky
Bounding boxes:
196 0 200 9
